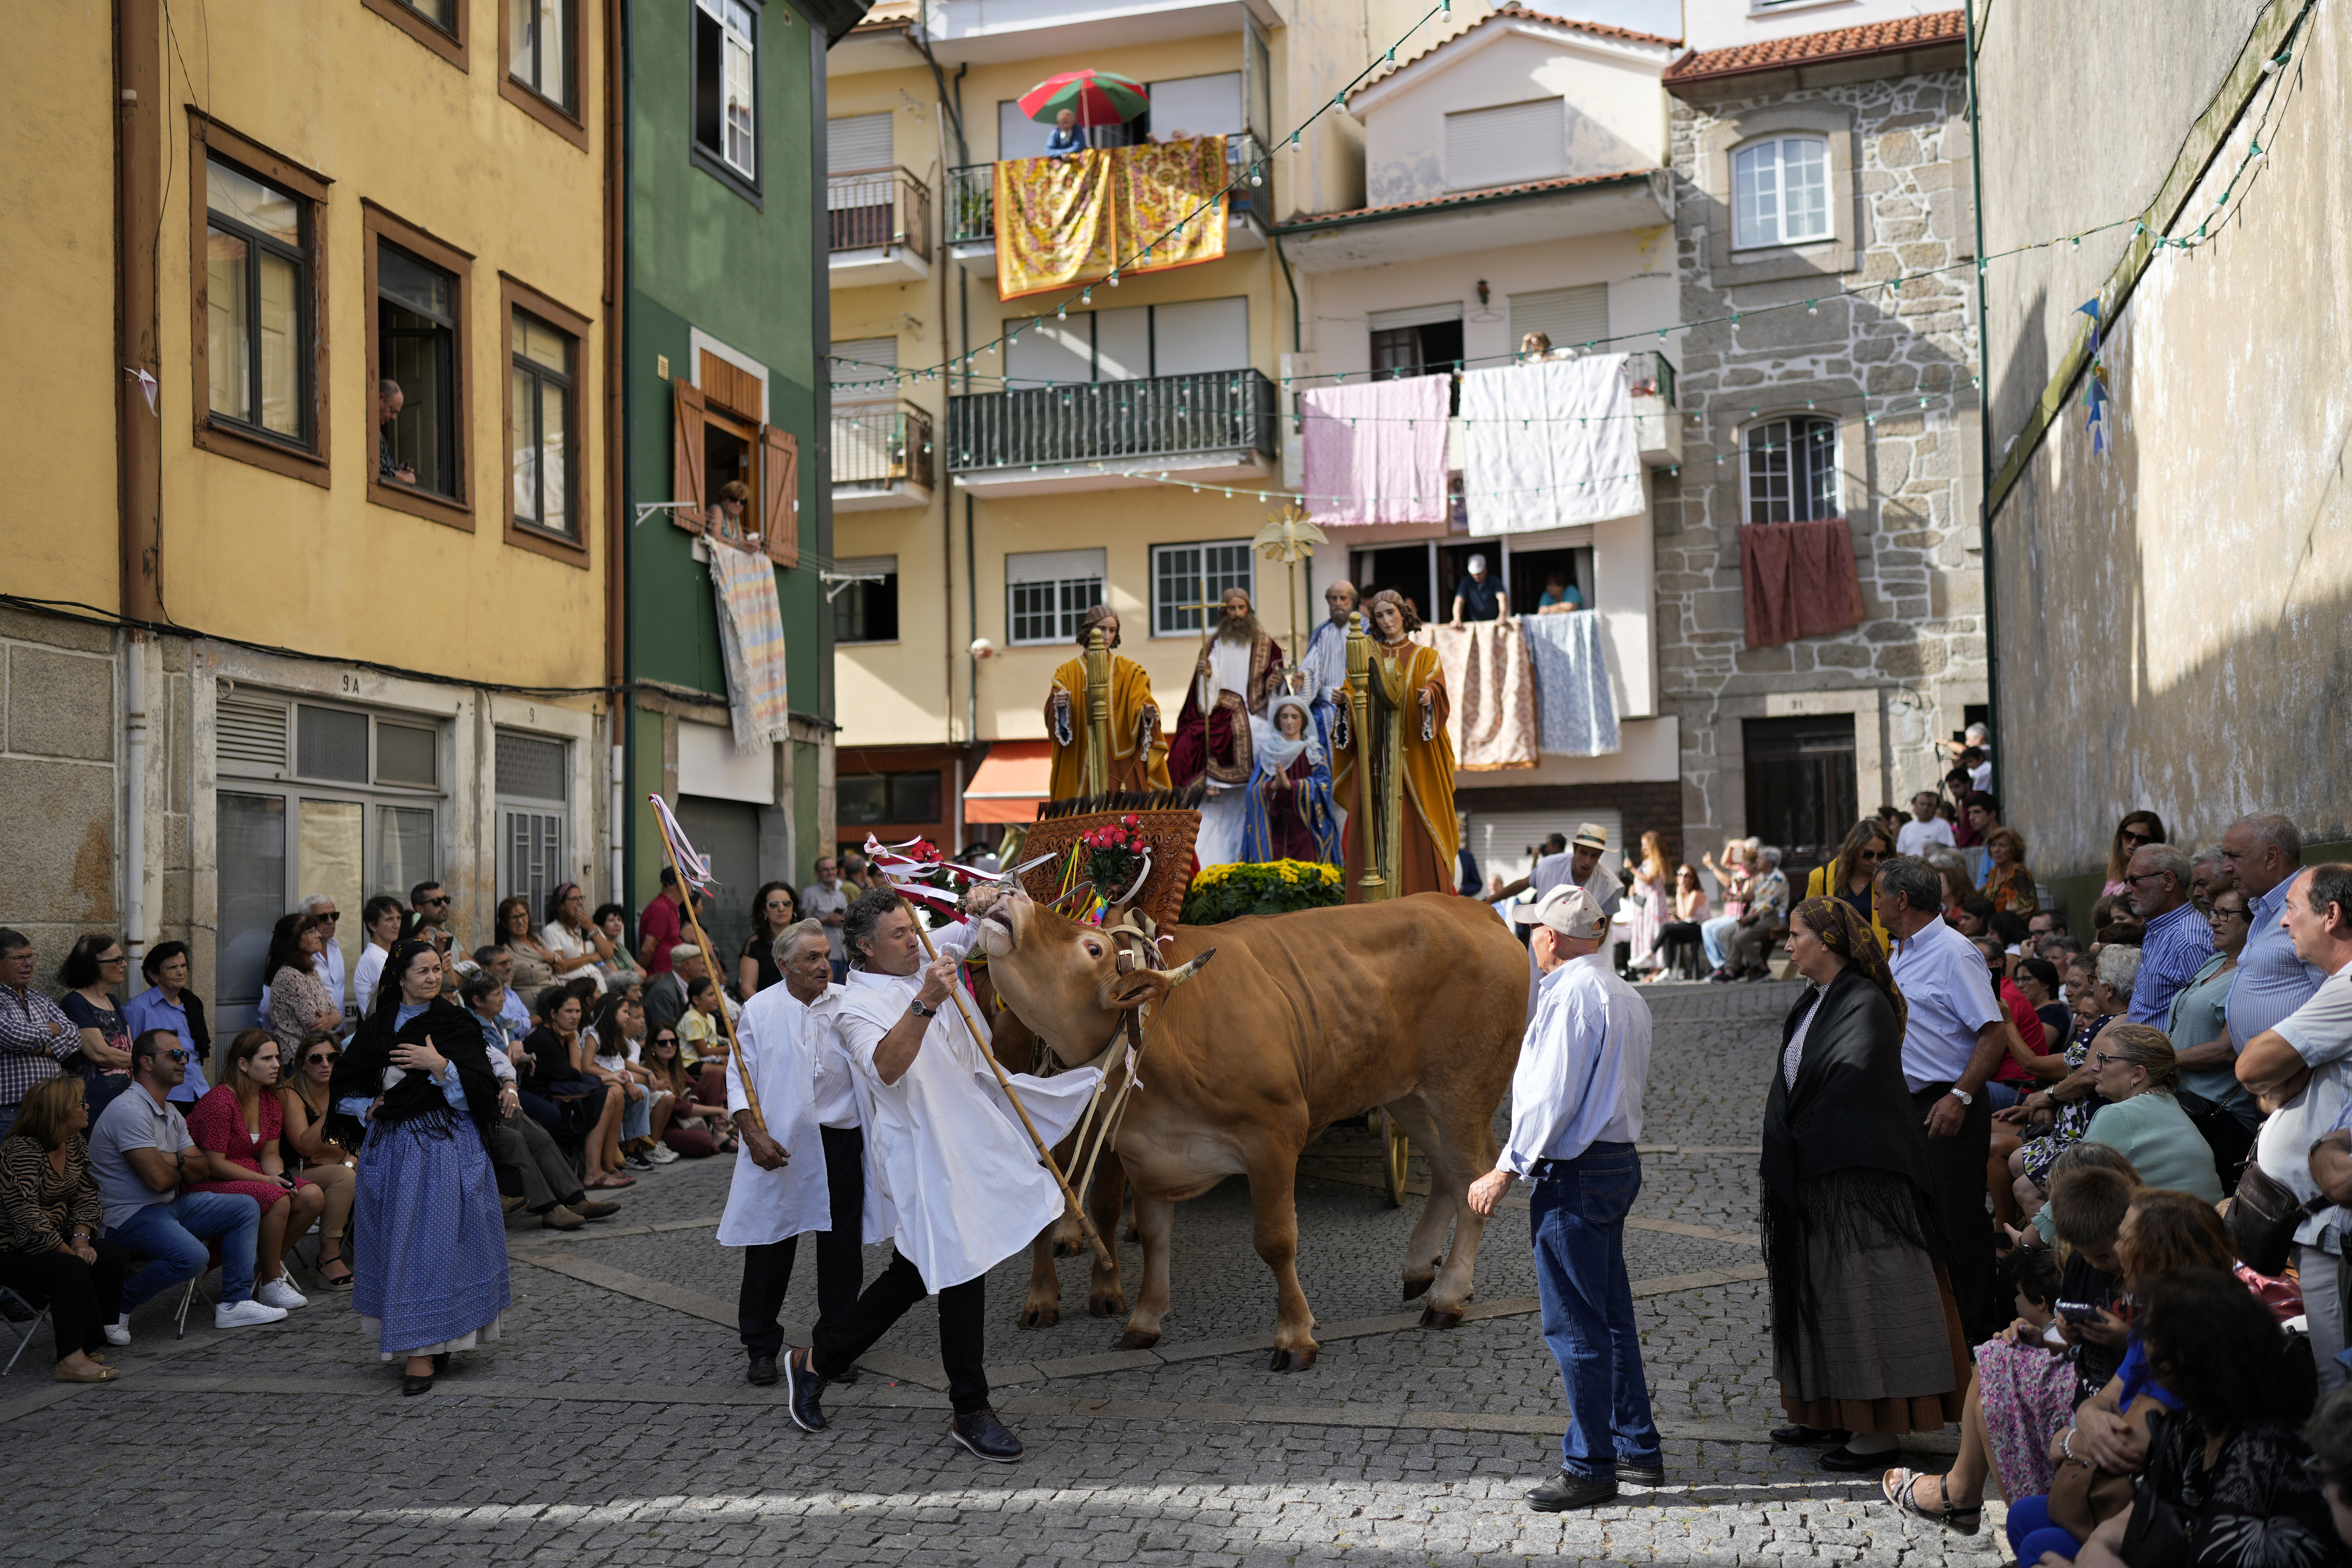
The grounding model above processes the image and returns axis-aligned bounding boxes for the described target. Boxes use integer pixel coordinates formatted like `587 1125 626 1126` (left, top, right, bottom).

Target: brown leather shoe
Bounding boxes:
540 1205 587 1231
573 1199 622 1220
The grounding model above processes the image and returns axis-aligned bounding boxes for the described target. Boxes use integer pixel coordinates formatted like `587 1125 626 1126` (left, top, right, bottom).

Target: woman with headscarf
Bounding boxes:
327 939 510 1396
1762 896 1970 1472
1241 692 1341 865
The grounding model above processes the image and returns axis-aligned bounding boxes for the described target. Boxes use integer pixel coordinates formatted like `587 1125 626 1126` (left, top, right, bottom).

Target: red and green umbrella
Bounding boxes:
1019 69 1150 128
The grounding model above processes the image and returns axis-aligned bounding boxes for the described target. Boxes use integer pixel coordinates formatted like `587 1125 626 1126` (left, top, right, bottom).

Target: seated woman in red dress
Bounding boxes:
186 1029 327 1309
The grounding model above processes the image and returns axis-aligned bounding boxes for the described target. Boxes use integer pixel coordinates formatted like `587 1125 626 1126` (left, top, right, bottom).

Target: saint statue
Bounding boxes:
1168 587 1285 867
1045 604 1170 800
1330 588 1460 896
1240 692 1341 866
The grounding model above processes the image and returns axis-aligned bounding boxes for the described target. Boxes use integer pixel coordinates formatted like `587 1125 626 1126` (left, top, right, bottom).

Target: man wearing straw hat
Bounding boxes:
779 885 1099 1463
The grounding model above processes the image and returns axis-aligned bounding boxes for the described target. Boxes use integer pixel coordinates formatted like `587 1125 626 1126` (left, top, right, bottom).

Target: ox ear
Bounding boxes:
1100 947 1214 1012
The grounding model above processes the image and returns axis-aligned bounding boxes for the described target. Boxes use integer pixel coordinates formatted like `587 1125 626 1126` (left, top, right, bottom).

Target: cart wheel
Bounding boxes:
1378 1108 1411 1208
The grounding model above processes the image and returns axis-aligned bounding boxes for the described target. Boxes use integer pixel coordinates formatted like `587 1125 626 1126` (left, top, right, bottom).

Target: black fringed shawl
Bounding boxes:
1759 965 1943 1367
325 995 503 1151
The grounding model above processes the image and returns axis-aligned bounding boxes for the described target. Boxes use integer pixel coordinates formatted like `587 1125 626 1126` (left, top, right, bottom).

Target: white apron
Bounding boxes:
714 980 836 1248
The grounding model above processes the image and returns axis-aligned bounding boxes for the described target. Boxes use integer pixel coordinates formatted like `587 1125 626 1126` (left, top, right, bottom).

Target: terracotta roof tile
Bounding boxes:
1357 3 1680 98
1281 166 1654 228
1665 9 1963 82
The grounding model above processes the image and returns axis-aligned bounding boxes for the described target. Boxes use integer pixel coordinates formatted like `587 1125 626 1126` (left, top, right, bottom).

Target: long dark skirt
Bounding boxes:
352 1116 510 1359
1764 1167 1969 1434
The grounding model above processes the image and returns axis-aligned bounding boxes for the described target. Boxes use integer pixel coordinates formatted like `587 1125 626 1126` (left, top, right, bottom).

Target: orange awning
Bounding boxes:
963 739 1053 823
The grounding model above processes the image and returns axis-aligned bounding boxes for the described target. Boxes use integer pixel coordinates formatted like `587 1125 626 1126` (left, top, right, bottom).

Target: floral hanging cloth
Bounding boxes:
994 138 1229 302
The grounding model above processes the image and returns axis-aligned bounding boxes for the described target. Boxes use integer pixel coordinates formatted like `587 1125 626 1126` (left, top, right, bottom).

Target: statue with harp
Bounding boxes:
1330 589 1460 899
1046 604 1171 801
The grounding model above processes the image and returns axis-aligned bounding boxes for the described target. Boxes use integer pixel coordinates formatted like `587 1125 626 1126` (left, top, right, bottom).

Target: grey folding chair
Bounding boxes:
0 1286 53 1375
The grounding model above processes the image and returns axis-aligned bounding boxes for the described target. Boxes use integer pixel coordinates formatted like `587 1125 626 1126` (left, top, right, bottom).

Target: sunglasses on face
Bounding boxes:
305 1051 339 1065
2121 831 2153 846
315 912 340 922
161 1049 189 1064
420 895 450 906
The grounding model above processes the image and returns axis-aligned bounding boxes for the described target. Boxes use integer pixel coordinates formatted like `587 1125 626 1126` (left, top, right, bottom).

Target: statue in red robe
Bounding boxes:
1168 588 1285 867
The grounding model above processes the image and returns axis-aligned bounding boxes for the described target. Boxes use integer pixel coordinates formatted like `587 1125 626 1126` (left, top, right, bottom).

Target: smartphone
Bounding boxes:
2054 1299 2099 1324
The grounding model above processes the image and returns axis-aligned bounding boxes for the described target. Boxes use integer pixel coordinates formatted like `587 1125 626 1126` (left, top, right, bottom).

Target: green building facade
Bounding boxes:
621 0 864 965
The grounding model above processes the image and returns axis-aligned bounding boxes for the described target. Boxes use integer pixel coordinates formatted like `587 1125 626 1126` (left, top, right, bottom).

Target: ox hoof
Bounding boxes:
1125 1223 1141 1244
1267 1344 1319 1373
1018 1304 1061 1330
1052 1237 1083 1259
1419 1307 1462 1331
1115 1329 1161 1352
1088 1293 1128 1319
1400 1276 1435 1302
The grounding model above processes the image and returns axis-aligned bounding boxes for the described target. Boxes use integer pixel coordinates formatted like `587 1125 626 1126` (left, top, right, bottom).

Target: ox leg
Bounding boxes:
1248 1153 1320 1373
1087 1153 1129 1319
1392 1096 1497 1330
1018 1224 1064 1330
1117 1191 1175 1351
1388 1096 1453 1304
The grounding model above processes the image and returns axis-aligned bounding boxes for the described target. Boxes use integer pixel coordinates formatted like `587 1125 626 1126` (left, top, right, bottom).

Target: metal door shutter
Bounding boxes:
1509 284 1611 354
1151 297 1248 376
999 99 1050 161
827 112 893 173
673 795 763 978
1444 99 1566 191
1006 547 1106 585
831 337 898 400
1093 306 1150 383
1147 73 1242 139
1006 315 1093 388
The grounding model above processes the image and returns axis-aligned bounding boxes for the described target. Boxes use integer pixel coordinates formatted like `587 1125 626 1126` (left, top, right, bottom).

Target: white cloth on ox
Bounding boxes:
835 922 1101 1290
1460 354 1644 536
715 978 839 1248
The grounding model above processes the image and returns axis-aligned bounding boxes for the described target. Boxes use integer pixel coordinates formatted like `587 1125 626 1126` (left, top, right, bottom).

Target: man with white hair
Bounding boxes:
1451 554 1508 625
1468 884 1661 1510
1936 722 1993 792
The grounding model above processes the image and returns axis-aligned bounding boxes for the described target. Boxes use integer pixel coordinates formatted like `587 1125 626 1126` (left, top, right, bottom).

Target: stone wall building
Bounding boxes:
1655 7 1984 881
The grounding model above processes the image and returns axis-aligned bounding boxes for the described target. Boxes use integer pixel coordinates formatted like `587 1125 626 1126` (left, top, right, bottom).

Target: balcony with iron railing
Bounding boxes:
827 167 933 288
945 132 1273 266
946 368 1277 496
832 400 935 510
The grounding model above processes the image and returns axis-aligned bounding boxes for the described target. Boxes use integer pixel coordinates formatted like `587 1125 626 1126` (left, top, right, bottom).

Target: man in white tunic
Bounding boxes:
782 886 1098 1462
719 920 858 1389
1468 885 1661 1513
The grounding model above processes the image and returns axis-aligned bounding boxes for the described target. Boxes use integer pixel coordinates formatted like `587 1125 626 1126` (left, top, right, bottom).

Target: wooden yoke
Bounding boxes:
1083 625 1111 797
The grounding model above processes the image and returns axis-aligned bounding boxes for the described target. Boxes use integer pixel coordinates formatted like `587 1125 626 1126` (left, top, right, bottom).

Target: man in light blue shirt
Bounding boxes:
1469 884 1659 1512
2224 813 2325 1049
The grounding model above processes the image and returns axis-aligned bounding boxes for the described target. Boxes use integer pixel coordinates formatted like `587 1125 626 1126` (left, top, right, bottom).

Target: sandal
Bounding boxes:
1881 1468 1981 1535
587 1173 636 1190
318 1263 354 1289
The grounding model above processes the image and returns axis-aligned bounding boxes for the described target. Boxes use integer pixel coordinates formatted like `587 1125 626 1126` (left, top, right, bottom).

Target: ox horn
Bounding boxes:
1162 948 1215 987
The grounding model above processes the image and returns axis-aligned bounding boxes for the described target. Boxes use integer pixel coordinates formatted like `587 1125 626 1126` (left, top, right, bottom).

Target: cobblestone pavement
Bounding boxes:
0 980 2009 1565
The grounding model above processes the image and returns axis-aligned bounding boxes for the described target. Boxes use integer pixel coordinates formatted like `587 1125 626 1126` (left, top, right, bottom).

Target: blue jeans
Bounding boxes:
619 1086 653 1142
105 1191 264 1309
1700 916 1739 969
0 1104 16 1140
2004 1494 2079 1565
1529 1143 1662 1479
1984 1080 2024 1111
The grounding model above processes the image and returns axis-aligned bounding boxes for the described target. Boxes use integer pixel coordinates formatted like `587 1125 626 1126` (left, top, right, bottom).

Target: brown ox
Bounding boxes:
974 890 1527 1370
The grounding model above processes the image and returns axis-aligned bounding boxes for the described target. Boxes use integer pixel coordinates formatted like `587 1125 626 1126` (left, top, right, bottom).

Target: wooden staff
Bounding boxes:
1344 610 1386 899
898 892 1114 1268
1083 625 1111 798
657 832 764 1130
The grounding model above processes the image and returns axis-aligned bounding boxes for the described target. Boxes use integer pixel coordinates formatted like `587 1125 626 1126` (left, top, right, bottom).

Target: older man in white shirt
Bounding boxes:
1874 853 2010 1351
1468 885 1661 1513
780 886 1098 1464
721 919 855 1390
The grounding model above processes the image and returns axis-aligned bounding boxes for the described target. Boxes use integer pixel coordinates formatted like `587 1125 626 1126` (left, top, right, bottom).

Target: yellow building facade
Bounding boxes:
0 0 616 1026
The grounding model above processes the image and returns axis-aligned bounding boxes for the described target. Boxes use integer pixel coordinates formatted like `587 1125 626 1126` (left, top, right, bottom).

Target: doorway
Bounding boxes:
1348 544 1435 626
1741 714 1856 887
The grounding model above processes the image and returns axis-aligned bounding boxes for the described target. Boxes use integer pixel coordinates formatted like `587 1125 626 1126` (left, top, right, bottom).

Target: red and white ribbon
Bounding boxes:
648 794 720 896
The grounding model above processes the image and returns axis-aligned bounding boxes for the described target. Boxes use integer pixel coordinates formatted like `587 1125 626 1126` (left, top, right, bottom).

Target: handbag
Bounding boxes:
2117 1412 2193 1568
2230 1160 2317 1277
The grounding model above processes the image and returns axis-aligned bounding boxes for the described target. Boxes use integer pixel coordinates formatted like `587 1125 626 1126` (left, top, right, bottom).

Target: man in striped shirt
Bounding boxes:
0 929 77 1141
2124 842 2213 1026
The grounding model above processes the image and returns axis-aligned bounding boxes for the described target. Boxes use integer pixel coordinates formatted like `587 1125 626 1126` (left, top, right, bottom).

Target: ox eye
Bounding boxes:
1084 941 1102 957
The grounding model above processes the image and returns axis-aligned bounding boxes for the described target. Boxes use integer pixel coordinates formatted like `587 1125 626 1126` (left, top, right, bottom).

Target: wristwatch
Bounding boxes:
1948 1087 1975 1106
908 998 938 1020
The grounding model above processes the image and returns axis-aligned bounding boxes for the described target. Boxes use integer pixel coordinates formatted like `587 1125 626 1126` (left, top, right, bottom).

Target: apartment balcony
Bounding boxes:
946 369 1277 496
832 400 935 511
828 167 932 288
1629 351 1681 468
944 132 1272 274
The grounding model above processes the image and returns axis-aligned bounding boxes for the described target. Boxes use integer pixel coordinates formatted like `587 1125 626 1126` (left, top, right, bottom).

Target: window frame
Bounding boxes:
365 201 476 533
831 555 899 645
1731 134 1831 252
1741 413 1842 525
1004 549 1106 648
361 0 469 72
187 116 332 486
498 274 593 566
500 0 588 149
1699 105 1858 287
691 0 764 206
1150 540 1257 639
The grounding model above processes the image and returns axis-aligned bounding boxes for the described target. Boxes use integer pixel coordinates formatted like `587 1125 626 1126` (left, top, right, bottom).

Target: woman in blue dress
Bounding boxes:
1241 692 1342 865
328 939 509 1396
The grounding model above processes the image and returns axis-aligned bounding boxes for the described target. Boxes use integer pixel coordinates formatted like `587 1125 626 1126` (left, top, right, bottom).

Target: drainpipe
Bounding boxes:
1964 0 2001 799
618 0 639 909
1271 226 1301 353
124 633 147 977
607 0 630 904
965 493 979 746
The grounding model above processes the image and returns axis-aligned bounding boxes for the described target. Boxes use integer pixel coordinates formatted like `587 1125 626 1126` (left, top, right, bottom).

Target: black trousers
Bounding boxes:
0 1241 132 1361
1911 1082 1997 1343
738 1124 867 1362
812 1248 991 1417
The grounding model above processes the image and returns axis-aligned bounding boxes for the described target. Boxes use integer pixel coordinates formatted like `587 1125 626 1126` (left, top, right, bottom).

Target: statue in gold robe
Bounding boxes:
1046 604 1171 800
1330 589 1460 897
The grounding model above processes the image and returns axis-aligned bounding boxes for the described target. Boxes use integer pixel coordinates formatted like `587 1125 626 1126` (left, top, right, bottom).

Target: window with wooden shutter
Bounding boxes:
760 424 799 567
672 376 707 533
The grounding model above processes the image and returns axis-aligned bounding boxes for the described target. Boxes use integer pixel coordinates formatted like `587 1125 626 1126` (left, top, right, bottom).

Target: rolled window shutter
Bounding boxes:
760 424 799 568
1444 99 1566 191
827 112 894 174
672 377 707 533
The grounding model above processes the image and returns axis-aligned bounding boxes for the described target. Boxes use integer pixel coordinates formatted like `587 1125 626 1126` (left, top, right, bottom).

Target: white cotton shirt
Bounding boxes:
540 921 610 994
1524 854 1624 1012
2259 963 2352 1248
809 987 859 1130
1888 916 2004 1091
1500 952 1651 1175
834 920 1100 1290
353 943 389 1016
1897 817 1956 857
715 978 839 1249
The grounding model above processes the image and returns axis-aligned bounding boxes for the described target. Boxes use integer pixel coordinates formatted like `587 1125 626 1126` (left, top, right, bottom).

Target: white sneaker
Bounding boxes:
214 1298 289 1329
104 1314 132 1347
647 1143 680 1164
256 1277 309 1311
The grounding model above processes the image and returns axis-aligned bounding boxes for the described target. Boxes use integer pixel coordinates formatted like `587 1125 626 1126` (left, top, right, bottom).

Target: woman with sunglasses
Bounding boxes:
739 882 798 1000
1804 819 1895 946
56 935 136 1118
2017 1025 2222 1252
2102 811 2166 897
279 1028 357 1286
640 1028 735 1157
